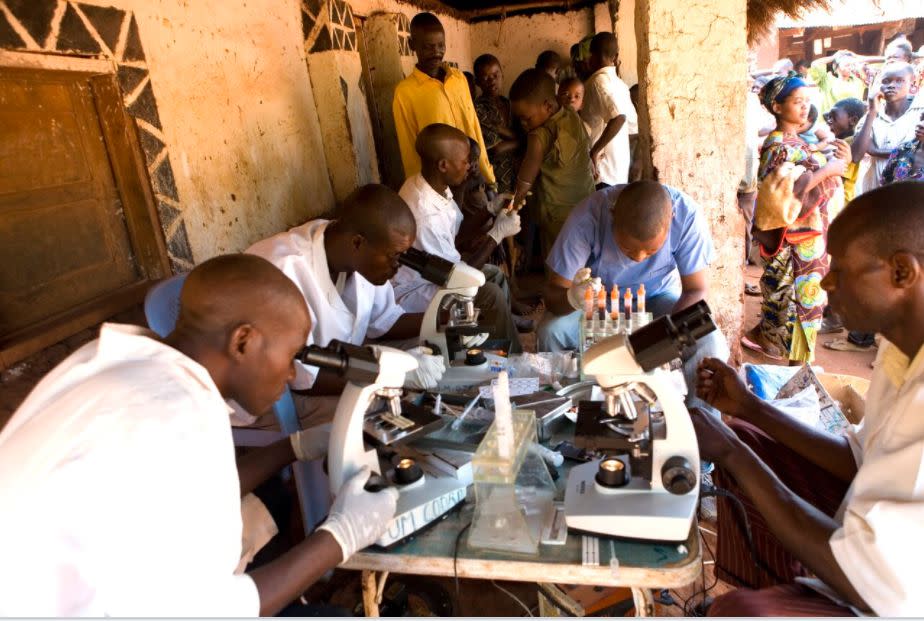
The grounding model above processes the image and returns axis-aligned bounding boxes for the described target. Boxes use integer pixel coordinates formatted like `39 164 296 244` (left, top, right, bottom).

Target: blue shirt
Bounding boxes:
546 184 714 297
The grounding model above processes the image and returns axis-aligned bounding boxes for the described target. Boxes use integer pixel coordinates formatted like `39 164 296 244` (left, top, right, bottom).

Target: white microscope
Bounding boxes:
563 302 716 542
398 248 504 389
296 341 468 547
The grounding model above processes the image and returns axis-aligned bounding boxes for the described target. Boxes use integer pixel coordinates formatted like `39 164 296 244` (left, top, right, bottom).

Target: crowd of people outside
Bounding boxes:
740 34 924 364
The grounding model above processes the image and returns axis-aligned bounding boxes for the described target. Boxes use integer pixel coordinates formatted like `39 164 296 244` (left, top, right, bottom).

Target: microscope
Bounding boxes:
563 302 715 542
398 248 502 388
296 341 468 547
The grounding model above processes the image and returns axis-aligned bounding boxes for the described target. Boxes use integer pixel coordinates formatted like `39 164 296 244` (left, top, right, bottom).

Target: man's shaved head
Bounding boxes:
610 182 673 263
824 182 924 346
590 32 617 63
178 254 308 340
510 68 557 105
327 184 418 285
336 184 416 244
172 254 310 416
416 123 470 166
612 181 672 241
829 182 924 259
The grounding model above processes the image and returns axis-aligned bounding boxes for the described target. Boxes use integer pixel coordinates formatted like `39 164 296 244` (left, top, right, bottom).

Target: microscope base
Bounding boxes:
436 353 507 391
375 478 468 547
563 460 697 542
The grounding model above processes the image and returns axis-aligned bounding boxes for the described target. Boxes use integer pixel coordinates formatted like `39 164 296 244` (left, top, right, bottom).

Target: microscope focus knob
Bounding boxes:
661 456 696 495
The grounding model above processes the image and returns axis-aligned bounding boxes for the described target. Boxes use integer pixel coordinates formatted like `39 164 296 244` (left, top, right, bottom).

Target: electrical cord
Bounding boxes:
453 521 472 603
701 485 789 585
491 579 534 617
451 519 533 616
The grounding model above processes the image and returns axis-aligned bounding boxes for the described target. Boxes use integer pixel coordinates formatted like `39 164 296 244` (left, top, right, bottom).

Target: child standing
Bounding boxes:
851 62 921 194
824 97 866 202
509 68 595 257
580 32 638 187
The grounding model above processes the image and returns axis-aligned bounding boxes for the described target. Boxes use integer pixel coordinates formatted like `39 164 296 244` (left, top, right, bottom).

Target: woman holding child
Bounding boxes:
743 72 848 364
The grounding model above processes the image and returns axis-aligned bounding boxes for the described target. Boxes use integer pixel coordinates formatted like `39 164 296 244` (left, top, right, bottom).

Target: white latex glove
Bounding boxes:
318 466 398 559
488 209 521 244
566 267 602 311
290 423 331 461
404 346 446 390
460 332 489 348
487 192 514 216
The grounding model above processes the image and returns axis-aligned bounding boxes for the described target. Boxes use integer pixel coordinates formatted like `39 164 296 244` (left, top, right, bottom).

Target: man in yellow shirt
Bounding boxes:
393 13 495 186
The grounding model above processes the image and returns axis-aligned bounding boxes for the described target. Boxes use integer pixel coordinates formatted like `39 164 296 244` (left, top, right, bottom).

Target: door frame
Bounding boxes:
0 51 170 368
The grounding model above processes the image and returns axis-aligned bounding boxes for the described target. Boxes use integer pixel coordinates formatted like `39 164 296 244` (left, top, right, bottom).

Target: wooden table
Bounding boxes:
342 489 701 616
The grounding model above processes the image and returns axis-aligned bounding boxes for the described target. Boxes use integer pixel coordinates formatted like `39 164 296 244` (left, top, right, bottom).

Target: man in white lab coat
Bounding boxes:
0 255 397 616
391 124 524 353
247 185 446 425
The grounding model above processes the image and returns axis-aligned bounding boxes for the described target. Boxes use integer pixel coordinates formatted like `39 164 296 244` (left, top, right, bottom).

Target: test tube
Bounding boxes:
596 287 606 320
583 286 593 320
637 284 646 314
610 284 619 321
623 287 632 320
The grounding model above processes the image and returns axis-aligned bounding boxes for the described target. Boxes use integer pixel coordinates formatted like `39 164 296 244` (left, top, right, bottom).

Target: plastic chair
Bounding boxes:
144 274 327 532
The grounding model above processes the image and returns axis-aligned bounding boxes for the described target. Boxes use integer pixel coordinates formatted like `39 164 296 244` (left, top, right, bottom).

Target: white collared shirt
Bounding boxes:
580 66 638 186
390 173 463 313
854 100 923 194
247 219 405 389
827 340 924 616
0 324 258 616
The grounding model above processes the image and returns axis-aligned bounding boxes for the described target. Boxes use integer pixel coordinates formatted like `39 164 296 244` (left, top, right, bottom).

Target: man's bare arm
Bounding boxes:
377 313 425 341
236 438 296 497
544 272 576 317
672 270 708 313
249 531 344 615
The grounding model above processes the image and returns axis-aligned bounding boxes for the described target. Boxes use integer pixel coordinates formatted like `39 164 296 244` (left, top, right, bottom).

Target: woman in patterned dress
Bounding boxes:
473 54 522 194
742 73 849 364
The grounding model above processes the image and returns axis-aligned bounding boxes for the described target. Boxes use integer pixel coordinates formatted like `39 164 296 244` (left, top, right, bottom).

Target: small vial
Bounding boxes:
637 284 646 314
610 284 619 321
623 287 633 320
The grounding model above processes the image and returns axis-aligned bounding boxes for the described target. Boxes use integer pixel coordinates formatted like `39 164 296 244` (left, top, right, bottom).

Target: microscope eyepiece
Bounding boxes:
398 247 454 287
294 340 380 383
627 301 716 371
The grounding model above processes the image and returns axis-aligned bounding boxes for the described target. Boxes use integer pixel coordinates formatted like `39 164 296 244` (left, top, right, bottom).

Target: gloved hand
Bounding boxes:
487 192 514 216
488 209 522 244
566 267 602 311
460 332 489 348
404 346 446 390
290 424 331 461
318 466 398 560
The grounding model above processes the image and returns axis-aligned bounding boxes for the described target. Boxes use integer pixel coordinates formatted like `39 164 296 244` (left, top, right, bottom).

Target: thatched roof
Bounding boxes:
403 0 841 43
748 0 831 42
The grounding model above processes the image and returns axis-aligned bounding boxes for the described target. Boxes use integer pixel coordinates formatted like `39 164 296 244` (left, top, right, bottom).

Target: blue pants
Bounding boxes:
537 289 730 415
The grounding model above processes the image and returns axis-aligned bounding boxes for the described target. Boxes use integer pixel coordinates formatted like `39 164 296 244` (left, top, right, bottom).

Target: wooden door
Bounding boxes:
0 65 169 366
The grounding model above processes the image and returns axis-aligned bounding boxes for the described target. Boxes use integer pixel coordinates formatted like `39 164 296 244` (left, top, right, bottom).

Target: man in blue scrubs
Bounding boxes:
539 180 729 406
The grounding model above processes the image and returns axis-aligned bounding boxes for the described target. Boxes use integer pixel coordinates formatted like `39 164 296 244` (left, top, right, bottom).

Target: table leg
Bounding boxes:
362 571 378 617
631 587 655 617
